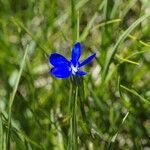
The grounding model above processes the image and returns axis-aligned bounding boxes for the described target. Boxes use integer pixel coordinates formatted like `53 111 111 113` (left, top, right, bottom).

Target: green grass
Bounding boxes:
0 0 150 149
6 45 29 150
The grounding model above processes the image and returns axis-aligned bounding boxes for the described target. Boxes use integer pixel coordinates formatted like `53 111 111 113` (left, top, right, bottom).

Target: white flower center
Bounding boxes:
71 64 78 75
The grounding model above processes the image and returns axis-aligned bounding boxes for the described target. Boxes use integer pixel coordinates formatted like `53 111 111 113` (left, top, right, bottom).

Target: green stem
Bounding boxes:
6 45 29 150
0 113 3 150
68 78 78 150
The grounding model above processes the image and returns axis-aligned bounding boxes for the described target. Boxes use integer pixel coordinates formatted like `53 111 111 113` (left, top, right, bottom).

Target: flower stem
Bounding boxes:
68 77 78 150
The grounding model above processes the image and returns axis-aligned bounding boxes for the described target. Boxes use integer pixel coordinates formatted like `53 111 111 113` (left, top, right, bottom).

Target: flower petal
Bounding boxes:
49 53 70 67
71 42 81 66
76 70 87 76
79 52 96 67
50 67 72 78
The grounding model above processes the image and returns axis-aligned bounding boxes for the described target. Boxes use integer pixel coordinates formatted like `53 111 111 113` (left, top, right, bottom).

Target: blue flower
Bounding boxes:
49 42 96 78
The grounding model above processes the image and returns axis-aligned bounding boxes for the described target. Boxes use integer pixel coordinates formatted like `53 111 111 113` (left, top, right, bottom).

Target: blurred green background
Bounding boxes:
0 0 150 149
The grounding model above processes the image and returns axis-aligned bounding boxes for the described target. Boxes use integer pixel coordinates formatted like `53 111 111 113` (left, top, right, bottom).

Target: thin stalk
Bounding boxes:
68 78 73 114
76 11 80 42
71 0 77 43
72 85 78 150
0 113 4 150
6 45 29 150
68 78 78 150
11 18 48 56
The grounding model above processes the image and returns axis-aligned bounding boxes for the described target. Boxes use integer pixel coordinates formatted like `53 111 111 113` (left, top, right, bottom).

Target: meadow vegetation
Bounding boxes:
0 0 150 149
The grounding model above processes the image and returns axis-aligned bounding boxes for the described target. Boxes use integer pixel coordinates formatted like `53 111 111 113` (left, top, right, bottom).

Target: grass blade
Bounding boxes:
120 85 150 105
115 54 139 65
128 34 150 48
80 12 98 42
71 0 77 43
54 0 90 27
77 11 80 42
6 45 29 150
11 17 48 56
108 77 129 147
93 19 121 30
102 13 150 80
80 2 104 42
0 113 4 150
110 112 129 143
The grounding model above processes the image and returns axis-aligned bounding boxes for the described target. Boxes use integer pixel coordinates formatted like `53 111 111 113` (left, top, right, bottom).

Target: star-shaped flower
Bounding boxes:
49 42 96 78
